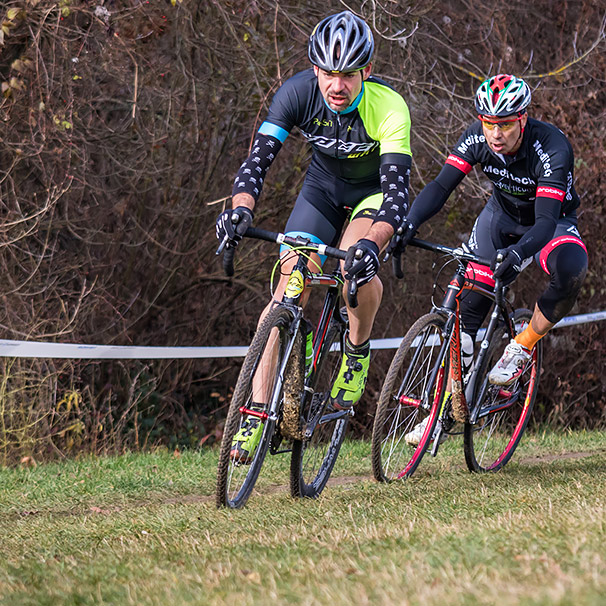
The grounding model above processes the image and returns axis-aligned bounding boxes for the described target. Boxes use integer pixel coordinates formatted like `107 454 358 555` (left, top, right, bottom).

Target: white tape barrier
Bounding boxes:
0 341 249 360
370 310 606 351
0 311 604 360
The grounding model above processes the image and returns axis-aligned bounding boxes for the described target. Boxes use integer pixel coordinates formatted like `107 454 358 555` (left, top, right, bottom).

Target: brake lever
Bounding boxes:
392 252 404 279
347 277 358 309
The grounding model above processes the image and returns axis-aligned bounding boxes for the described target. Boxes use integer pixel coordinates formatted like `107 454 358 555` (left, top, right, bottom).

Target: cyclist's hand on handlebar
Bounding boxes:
491 246 523 285
215 206 254 252
344 239 380 288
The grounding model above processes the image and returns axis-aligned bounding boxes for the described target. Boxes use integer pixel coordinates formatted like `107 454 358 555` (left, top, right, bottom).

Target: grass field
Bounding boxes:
1 430 605 606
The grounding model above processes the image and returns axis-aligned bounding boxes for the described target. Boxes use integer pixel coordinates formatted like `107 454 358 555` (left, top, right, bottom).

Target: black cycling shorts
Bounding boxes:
281 161 380 260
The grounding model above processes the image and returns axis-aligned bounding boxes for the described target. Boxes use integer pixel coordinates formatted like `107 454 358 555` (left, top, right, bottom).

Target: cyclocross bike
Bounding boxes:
216 226 358 508
371 237 542 481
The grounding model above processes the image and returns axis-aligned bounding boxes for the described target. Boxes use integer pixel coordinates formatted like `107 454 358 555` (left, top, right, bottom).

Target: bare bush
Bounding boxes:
0 0 604 461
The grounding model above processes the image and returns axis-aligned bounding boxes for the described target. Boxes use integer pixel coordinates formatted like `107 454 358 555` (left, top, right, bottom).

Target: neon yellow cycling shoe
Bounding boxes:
330 339 370 409
230 406 265 464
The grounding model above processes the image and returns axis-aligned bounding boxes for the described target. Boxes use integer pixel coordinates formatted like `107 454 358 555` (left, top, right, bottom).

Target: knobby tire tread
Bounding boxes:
216 305 296 508
290 321 348 498
371 312 447 482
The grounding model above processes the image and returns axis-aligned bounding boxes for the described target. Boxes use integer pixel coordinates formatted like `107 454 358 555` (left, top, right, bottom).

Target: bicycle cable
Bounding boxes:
269 245 325 299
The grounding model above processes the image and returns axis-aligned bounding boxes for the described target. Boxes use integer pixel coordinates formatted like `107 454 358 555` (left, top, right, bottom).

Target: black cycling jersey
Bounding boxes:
406 115 587 328
407 117 581 260
232 68 412 229
446 117 579 224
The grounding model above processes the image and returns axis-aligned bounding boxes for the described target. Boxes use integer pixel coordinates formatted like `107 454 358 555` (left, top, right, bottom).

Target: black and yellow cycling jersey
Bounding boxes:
232 68 412 230
260 68 411 181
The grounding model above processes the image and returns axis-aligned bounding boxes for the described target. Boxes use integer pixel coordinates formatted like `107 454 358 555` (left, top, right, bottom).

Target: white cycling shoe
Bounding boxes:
488 339 531 386
404 416 447 447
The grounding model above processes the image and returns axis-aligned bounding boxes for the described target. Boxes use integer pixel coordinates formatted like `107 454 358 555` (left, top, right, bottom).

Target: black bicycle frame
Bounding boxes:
267 242 351 446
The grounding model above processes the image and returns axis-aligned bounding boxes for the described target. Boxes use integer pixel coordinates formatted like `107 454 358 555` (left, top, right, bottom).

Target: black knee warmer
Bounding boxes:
537 242 588 323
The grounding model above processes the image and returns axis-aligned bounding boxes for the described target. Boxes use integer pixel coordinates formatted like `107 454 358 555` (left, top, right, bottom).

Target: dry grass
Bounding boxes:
0 431 605 605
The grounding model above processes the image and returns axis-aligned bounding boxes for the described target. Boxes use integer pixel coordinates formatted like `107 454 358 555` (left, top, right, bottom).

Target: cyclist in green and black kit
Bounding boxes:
216 10 412 462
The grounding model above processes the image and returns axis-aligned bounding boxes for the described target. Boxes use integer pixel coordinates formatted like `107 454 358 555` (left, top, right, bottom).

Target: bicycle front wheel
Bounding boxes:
464 308 542 472
371 313 448 482
216 306 297 508
290 321 349 498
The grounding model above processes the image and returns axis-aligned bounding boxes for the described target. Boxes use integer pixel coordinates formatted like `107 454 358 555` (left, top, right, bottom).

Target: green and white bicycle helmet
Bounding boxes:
475 74 532 117
308 11 374 73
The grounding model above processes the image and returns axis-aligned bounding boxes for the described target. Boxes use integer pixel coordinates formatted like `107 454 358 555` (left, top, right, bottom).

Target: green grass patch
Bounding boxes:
1 431 605 605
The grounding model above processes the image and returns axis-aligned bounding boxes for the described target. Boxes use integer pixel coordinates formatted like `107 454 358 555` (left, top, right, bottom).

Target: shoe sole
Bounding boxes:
488 369 524 386
229 448 254 465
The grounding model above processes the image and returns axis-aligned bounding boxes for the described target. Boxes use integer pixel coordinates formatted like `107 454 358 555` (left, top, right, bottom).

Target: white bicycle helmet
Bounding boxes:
308 11 374 72
475 74 531 117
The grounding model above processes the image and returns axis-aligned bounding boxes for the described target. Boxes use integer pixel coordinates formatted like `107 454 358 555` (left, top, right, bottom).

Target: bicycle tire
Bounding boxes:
464 308 542 473
216 305 297 508
371 313 448 482
290 320 349 498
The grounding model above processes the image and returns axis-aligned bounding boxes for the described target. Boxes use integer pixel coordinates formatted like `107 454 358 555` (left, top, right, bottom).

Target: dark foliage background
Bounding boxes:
0 0 604 461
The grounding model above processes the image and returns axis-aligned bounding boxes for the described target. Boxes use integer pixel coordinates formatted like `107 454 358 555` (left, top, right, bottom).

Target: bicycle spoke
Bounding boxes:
464 309 542 473
372 313 446 482
291 322 349 498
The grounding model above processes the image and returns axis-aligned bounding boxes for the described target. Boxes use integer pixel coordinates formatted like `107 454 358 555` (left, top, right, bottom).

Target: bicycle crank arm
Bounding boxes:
474 388 521 420
301 407 352 440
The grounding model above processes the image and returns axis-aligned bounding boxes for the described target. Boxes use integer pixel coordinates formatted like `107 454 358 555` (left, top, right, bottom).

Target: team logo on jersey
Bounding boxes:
537 186 565 201
532 140 553 177
456 133 485 155
301 131 379 156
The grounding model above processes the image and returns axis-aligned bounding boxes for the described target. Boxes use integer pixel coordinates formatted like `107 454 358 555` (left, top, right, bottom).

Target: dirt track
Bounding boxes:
12 448 605 520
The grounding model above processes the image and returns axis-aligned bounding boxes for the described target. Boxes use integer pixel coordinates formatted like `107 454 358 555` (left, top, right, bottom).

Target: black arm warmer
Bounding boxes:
405 163 466 227
512 196 560 259
374 154 412 230
231 133 283 202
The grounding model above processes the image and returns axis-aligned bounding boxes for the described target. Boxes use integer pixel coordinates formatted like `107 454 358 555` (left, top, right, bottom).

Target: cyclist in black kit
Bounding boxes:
215 11 412 462
396 74 588 445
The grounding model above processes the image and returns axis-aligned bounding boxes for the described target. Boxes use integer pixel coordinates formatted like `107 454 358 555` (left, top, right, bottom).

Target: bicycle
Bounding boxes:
371 237 542 481
215 226 358 508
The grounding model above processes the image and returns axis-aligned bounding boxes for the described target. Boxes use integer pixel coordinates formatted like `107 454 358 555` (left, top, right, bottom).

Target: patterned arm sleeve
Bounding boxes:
374 153 412 229
231 74 299 202
231 131 283 202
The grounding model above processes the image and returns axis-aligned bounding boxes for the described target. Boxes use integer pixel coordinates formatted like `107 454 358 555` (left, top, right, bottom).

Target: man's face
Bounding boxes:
314 64 371 112
480 113 528 155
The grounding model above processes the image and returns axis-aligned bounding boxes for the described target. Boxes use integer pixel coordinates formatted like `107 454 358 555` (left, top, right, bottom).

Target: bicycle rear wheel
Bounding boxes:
216 306 297 508
290 319 349 498
371 313 448 482
464 308 542 472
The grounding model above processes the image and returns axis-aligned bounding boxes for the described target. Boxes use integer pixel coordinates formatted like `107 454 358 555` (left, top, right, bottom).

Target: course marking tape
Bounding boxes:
0 311 603 360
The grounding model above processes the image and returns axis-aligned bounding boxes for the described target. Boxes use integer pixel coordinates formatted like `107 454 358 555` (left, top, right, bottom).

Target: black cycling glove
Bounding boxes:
344 239 380 288
491 246 523 285
215 206 254 249
385 219 416 259
385 219 416 279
